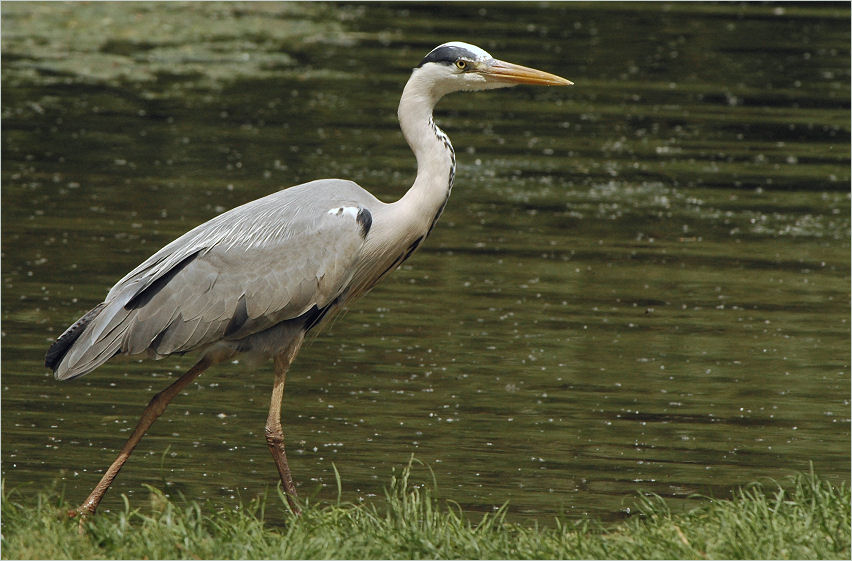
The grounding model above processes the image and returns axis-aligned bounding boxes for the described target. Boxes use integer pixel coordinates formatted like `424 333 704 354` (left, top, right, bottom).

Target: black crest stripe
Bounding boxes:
417 45 472 68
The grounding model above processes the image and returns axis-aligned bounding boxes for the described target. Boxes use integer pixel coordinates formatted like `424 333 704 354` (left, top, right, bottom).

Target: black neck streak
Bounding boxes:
427 117 455 235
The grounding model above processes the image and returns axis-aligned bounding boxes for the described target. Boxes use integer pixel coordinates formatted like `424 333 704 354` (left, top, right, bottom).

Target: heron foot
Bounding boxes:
67 505 92 518
66 505 94 534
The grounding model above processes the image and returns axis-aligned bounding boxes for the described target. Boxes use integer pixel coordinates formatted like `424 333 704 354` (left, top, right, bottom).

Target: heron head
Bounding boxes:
413 41 572 98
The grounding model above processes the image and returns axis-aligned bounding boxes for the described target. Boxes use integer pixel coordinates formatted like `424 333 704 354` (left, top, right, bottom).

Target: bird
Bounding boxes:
45 41 572 518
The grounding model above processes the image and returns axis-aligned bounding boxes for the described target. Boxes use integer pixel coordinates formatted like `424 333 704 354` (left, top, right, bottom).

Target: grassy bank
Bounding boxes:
2 464 849 559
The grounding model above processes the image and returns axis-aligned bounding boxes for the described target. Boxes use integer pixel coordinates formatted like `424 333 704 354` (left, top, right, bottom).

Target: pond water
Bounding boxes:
2 2 849 523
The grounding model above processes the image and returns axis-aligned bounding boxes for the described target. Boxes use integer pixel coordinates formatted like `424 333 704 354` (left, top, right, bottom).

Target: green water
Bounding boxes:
2 2 849 522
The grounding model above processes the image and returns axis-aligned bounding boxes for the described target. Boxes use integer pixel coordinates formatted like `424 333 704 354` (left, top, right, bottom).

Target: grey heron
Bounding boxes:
45 41 572 517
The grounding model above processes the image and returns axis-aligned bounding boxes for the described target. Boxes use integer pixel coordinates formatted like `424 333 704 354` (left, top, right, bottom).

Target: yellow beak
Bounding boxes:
483 59 573 86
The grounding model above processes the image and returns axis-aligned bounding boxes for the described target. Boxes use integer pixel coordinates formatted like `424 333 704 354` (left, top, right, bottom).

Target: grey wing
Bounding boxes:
51 179 376 380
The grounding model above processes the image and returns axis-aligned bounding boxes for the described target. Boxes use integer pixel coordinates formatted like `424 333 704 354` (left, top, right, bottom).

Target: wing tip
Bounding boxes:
45 302 108 372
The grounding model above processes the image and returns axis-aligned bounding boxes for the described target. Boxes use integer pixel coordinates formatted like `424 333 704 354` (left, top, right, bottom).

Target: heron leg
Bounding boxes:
265 334 304 514
70 356 213 519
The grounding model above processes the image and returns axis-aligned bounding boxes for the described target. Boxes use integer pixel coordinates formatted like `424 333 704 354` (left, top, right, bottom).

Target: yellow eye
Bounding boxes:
455 59 467 70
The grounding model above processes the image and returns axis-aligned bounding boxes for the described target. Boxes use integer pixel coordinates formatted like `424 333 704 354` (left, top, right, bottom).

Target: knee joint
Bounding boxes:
265 425 284 445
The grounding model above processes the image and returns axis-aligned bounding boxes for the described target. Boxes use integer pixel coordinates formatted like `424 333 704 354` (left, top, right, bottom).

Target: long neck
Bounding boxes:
395 72 456 230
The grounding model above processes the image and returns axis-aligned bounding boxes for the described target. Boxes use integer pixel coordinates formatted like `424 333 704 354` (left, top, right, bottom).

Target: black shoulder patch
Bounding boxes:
417 44 472 68
356 206 372 238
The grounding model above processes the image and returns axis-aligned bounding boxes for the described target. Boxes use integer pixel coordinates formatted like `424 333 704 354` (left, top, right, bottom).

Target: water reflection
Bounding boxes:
2 2 849 522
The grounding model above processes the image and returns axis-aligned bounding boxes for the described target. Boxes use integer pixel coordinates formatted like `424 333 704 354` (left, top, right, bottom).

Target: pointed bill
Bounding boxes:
483 59 573 86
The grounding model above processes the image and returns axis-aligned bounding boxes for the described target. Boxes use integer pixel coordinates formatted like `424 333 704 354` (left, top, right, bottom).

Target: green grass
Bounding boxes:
2 462 849 559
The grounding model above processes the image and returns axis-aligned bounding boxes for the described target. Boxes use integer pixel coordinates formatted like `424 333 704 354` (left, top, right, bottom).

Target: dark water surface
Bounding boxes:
3 3 849 522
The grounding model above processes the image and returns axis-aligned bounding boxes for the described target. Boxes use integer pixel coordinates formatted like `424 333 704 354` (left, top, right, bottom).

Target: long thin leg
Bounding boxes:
265 334 304 513
71 356 213 518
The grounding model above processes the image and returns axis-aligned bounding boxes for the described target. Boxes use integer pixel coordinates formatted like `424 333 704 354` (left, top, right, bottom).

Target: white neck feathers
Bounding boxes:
395 66 456 224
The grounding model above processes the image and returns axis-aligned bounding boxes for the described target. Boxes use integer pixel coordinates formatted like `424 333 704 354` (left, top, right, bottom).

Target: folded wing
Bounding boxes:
48 179 375 380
